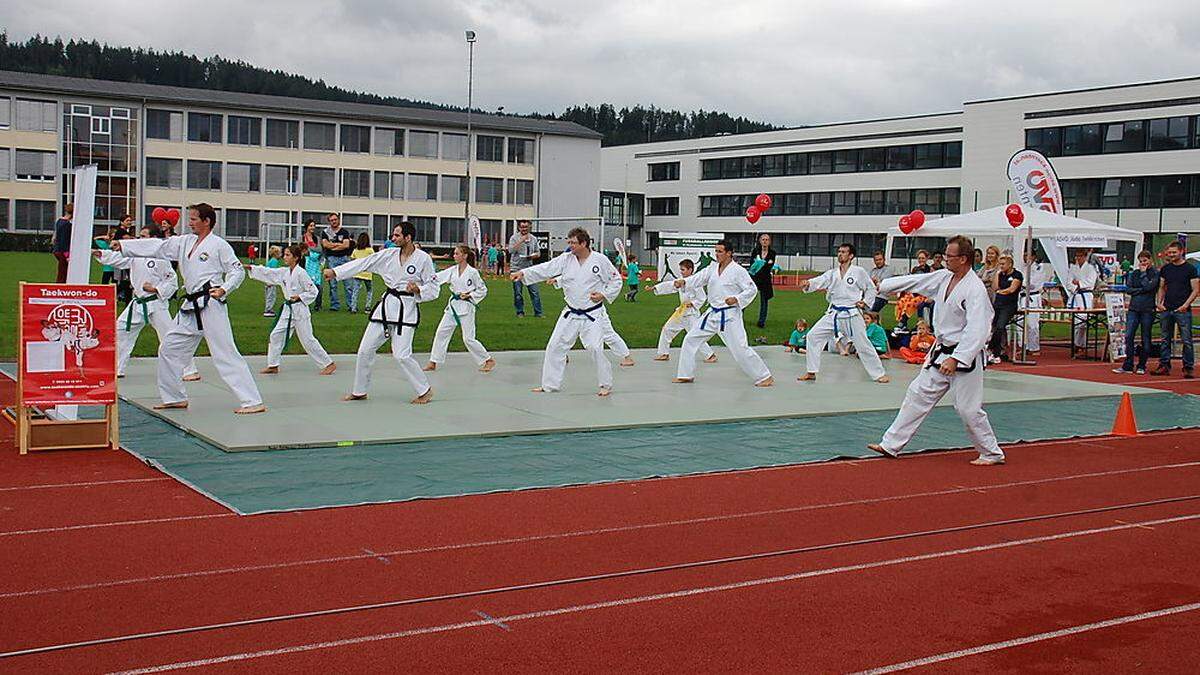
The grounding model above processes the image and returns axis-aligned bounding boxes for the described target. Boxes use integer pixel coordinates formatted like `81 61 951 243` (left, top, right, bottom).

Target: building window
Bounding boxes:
476 135 504 162
648 162 680 181
885 146 913 170
831 192 856 215
809 152 833 174
145 157 183 189
407 173 438 200
15 99 56 132
1025 128 1062 157
1102 121 1145 153
227 116 262 145
763 155 786 177
701 160 721 180
187 112 222 143
374 127 404 156
408 130 438 158
647 197 679 216
374 171 391 200
1063 124 1102 155
410 216 437 243
186 160 222 190
303 122 336 151
1062 179 1102 209
0 97 9 128
265 119 300 148
226 163 261 193
1145 175 1190 208
784 153 807 176
475 177 504 204
439 133 469 161
265 164 299 194
833 149 858 173
479 218 504 245
914 143 944 169
391 173 405 200
146 109 182 141
440 217 466 244
783 193 808 215
944 142 962 167
860 147 887 172
1149 117 1190 151
225 209 259 238
941 188 961 214
1101 178 1142 208
341 169 371 197
858 190 884 215
913 188 941 213
743 156 763 178
810 193 833 215
440 175 467 202
0 148 9 180
884 189 912 214
302 167 336 196
340 124 371 153
507 179 534 206
508 138 534 164
14 150 56 181
14 200 57 231
0 199 7 228
720 157 743 179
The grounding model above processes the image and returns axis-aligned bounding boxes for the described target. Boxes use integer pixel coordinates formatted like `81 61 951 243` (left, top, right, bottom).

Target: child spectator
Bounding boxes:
263 245 282 317
899 320 935 363
349 232 374 312
785 318 809 354
864 311 891 359
624 254 641 301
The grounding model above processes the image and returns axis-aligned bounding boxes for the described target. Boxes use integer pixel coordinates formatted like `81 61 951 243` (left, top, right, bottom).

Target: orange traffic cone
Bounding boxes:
1111 392 1139 437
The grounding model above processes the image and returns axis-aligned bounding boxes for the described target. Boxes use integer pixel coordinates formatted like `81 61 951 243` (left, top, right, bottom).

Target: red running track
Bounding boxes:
1 375 1199 672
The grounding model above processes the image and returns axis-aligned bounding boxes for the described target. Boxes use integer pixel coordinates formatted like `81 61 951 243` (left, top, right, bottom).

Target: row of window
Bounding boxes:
695 188 961 217
145 109 536 163
0 97 58 132
720 232 891 258
697 141 962 181
1061 174 1200 210
1026 115 1200 158
0 148 57 181
143 157 534 205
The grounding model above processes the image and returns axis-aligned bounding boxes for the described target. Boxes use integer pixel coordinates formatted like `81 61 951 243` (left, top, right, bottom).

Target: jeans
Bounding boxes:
870 296 889 313
325 255 350 310
264 284 277 314
513 279 543 317
349 278 373 312
988 304 1018 356
756 296 769 327
1159 310 1195 371
1121 308 1155 371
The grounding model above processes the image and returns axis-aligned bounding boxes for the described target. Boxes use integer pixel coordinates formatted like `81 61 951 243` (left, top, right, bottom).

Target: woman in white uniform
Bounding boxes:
245 243 335 376
424 244 495 373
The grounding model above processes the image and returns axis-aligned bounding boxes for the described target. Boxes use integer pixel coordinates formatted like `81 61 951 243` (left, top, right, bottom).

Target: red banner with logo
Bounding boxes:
19 283 118 406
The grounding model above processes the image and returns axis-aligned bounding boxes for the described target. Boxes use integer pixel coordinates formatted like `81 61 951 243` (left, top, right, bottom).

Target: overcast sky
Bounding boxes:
7 0 1200 126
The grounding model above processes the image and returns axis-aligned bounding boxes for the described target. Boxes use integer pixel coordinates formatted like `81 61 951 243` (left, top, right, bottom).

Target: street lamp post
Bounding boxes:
464 30 476 228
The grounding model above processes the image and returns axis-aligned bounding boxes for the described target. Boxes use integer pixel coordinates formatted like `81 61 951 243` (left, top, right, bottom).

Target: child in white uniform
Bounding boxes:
425 244 495 373
652 257 716 363
245 243 335 376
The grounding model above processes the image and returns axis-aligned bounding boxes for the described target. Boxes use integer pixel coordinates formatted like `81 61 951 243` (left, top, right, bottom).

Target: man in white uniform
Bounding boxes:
93 223 199 380
113 203 265 414
652 258 716 363
1018 250 1051 354
546 275 635 367
424 244 495 373
868 235 1005 466
672 239 773 386
798 243 890 383
1067 248 1099 349
327 221 439 404
246 243 335 376
512 227 624 396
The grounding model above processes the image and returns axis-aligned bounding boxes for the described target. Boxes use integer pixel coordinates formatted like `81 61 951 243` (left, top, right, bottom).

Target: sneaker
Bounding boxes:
987 356 1002 365
1112 367 1132 374
262 312 276 318
1135 367 1146 375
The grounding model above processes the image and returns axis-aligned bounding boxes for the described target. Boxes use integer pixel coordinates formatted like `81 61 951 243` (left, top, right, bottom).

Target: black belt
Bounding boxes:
370 288 419 329
181 282 224 331
562 302 605 322
925 341 979 373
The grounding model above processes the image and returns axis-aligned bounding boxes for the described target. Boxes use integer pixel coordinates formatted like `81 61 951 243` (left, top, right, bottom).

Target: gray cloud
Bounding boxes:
5 0 1199 125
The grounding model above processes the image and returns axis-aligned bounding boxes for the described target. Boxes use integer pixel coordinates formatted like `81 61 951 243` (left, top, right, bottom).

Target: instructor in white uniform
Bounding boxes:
1067 248 1099 349
798 242 890 383
113 203 265 414
868 235 1005 465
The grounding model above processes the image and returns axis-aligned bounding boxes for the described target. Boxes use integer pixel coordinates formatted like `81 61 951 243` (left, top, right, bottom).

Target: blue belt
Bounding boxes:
562 302 605 322
829 304 858 339
701 305 736 331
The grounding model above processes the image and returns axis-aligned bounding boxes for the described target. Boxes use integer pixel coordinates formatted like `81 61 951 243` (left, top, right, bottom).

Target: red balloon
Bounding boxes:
151 207 168 225
745 205 762 224
898 215 914 234
755 194 773 211
166 208 181 226
1005 203 1024 228
908 210 926 229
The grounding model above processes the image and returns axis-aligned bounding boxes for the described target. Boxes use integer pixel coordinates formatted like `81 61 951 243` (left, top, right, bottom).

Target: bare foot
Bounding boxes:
153 401 188 410
653 354 669 361
867 443 898 458
182 373 201 382
875 375 891 384
479 358 496 373
704 354 719 363
619 357 635 367
411 388 433 404
797 372 817 381
755 376 775 387
234 404 267 415
260 366 279 374
532 387 546 393
319 362 337 375
422 362 437 372
343 393 368 401
598 386 612 397
672 377 693 384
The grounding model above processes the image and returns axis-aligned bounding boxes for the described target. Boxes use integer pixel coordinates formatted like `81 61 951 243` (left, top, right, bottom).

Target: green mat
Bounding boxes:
111 392 1200 515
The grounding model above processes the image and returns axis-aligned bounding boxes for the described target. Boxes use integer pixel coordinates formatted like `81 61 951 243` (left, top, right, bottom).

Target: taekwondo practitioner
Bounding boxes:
93 222 199 381
651 257 716 363
326 221 439 404
512 227 624 396
112 203 265 414
546 275 635 367
244 243 336 376
1067 248 1099 349
868 235 1005 465
1018 249 1052 354
671 239 773 387
424 244 496 373
797 242 890 383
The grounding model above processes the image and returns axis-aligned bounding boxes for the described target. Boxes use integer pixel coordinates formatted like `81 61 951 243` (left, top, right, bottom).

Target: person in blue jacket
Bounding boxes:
1113 249 1160 374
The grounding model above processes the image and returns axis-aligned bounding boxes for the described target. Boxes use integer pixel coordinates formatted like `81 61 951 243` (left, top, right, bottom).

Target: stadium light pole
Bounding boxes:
464 30 476 227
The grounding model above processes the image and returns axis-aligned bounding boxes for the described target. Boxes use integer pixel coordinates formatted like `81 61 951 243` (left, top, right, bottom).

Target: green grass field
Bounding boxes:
2 252 841 359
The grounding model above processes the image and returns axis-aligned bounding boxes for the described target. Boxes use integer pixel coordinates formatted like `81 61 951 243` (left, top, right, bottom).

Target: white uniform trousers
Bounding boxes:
266 304 332 369
541 311 612 391
157 302 262 407
115 300 198 378
804 309 886 380
677 307 770 383
880 357 1003 461
1069 291 1094 348
429 301 492 366
352 321 430 397
1018 293 1042 352
657 313 714 360
601 314 631 358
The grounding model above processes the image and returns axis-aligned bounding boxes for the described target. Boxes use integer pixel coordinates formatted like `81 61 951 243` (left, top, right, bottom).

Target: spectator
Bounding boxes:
487 242 499 276
972 248 984 272
51 202 74 282
624 253 641 301
1113 250 1159 374
868 251 893 313
262 245 283 317
750 233 778 328
305 244 324 312
910 249 932 274
911 249 934 324
978 245 1001 303
931 252 945 271
348 232 374 313
95 227 116 286
1152 240 1198 378
321 213 355 311
899 320 935 363
987 253 1023 363
785 318 809 353
302 219 320 253
863 312 891 359
508 219 544 317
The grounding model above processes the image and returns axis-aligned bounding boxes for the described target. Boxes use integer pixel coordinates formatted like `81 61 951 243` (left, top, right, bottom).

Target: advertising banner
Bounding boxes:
1007 150 1064 215
656 232 723 282
19 283 117 406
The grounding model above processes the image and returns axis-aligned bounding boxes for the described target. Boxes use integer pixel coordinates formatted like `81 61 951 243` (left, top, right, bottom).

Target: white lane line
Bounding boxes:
104 513 1200 674
472 610 511 632
0 478 172 492
853 601 1200 674
5 460 1199 599
0 513 233 538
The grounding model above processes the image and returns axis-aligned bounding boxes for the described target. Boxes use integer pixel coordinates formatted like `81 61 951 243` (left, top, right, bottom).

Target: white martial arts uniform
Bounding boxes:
652 279 714 360
96 250 198 378
1018 261 1052 352
1067 261 1099 348
248 264 332 370
119 233 263 408
877 270 1003 461
333 247 439 397
548 276 630 358
429 264 492 366
521 250 623 391
803 264 887 380
676 261 771 383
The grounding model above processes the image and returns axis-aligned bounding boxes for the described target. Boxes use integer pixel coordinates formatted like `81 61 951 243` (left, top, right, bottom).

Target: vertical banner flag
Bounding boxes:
467 215 482 253
66 165 99 284
20 283 117 406
1006 150 1064 215
614 237 628 267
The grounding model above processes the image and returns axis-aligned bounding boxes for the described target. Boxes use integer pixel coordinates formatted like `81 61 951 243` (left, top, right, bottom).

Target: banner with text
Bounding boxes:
1007 150 1064 214
20 283 117 406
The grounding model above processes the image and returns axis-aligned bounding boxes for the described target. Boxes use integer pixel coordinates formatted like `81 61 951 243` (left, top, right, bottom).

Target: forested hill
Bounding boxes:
0 33 781 146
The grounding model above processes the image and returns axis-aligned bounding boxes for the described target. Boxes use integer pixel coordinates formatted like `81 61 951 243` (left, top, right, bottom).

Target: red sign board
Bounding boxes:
19 283 118 406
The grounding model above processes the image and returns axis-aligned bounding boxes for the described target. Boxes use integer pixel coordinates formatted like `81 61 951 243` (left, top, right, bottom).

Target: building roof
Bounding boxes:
964 74 1200 105
0 70 603 140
